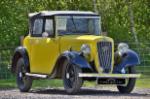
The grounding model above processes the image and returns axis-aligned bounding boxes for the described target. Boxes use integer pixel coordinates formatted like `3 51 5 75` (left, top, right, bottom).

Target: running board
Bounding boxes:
25 73 48 78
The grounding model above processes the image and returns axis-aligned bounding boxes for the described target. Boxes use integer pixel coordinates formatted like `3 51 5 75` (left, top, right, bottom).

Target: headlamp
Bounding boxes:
117 43 129 54
81 44 91 55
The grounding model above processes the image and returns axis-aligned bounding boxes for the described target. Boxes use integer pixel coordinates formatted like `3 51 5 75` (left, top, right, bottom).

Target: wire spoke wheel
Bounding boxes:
117 66 136 93
63 61 83 94
65 64 75 88
16 58 32 92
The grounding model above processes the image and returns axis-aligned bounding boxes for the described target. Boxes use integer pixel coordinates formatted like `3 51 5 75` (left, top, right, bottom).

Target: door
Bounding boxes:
29 17 59 74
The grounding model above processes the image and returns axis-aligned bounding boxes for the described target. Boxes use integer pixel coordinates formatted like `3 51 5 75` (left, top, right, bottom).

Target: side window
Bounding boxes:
33 19 43 35
45 19 53 36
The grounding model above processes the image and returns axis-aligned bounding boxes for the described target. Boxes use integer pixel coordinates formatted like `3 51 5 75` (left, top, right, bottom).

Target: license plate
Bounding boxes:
97 78 125 84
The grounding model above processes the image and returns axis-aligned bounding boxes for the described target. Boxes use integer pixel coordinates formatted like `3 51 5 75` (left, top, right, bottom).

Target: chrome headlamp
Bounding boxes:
81 44 91 55
117 43 129 54
118 43 129 51
114 43 129 65
81 44 91 60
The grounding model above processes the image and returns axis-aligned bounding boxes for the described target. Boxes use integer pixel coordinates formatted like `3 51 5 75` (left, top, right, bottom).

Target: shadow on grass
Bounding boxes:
30 88 149 97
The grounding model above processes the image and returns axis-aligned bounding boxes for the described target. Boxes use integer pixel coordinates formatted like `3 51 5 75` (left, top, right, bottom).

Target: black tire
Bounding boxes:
117 66 136 93
62 61 83 94
16 58 32 92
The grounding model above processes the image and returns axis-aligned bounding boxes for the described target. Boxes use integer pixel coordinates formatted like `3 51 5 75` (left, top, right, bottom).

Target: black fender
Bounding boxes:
113 49 140 73
63 51 92 70
54 51 93 77
11 46 30 73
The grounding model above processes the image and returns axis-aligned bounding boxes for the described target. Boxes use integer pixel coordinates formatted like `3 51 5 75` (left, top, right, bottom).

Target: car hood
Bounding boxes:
60 35 113 42
59 35 113 52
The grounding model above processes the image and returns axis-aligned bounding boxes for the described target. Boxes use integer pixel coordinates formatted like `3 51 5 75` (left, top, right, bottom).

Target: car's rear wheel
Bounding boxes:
62 61 83 94
117 66 136 93
16 58 32 92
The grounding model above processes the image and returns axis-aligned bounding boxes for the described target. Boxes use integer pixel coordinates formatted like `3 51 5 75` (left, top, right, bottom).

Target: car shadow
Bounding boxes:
30 88 149 97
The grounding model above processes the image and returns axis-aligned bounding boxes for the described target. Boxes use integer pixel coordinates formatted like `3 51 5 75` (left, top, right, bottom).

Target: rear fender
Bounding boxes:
11 46 30 73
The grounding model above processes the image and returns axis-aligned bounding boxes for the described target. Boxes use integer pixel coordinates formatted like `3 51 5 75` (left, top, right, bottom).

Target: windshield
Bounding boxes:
56 16 101 35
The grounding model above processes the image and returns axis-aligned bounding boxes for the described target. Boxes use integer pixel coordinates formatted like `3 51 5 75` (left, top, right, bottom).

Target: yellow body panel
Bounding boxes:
24 36 59 74
23 35 114 74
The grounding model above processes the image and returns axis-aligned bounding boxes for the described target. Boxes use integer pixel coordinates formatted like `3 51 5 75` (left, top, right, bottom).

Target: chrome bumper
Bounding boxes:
78 73 141 78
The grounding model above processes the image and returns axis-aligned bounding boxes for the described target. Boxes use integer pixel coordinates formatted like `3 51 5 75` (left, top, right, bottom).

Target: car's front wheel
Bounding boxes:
16 58 32 92
62 61 83 94
117 66 136 93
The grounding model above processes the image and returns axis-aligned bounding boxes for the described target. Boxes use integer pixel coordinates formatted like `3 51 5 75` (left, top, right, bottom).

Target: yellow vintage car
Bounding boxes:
11 11 141 94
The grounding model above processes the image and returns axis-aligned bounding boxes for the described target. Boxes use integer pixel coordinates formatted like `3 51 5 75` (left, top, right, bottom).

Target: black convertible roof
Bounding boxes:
29 11 99 18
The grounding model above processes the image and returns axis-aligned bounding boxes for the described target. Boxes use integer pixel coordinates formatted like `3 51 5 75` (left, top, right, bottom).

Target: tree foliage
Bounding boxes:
0 0 149 47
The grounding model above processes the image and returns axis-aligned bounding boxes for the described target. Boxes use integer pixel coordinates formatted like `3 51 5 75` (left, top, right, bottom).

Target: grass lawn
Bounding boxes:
0 78 63 89
0 74 150 89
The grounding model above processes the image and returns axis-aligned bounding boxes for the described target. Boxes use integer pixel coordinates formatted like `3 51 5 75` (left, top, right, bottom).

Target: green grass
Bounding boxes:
0 75 150 89
0 79 16 89
136 79 150 88
32 79 63 88
136 74 150 88
0 78 63 89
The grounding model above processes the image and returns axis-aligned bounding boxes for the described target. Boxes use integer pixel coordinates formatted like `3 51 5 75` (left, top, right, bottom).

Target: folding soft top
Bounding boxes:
29 11 98 18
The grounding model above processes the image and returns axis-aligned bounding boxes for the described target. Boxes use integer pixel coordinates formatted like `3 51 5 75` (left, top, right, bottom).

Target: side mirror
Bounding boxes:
42 32 49 38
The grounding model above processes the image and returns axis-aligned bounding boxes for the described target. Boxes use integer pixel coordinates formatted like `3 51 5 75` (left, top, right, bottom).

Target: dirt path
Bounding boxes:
0 87 149 99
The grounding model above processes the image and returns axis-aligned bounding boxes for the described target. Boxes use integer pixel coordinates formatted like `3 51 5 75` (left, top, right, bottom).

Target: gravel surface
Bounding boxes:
0 87 150 99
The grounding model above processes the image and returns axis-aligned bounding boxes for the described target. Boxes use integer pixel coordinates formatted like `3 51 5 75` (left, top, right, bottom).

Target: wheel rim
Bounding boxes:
117 67 136 93
17 63 27 88
120 67 133 86
64 64 75 88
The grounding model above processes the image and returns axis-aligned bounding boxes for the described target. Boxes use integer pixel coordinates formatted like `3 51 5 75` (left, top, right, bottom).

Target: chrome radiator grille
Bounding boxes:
97 41 112 73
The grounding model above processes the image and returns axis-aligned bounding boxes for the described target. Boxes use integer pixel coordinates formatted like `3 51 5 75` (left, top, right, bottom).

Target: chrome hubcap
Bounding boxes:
66 73 70 79
19 72 23 78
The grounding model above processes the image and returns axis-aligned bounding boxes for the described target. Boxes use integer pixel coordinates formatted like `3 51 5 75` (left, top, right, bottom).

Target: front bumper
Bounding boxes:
78 73 141 78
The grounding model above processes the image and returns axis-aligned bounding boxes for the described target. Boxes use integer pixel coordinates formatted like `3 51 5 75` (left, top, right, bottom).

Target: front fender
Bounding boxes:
113 49 140 73
62 51 92 71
